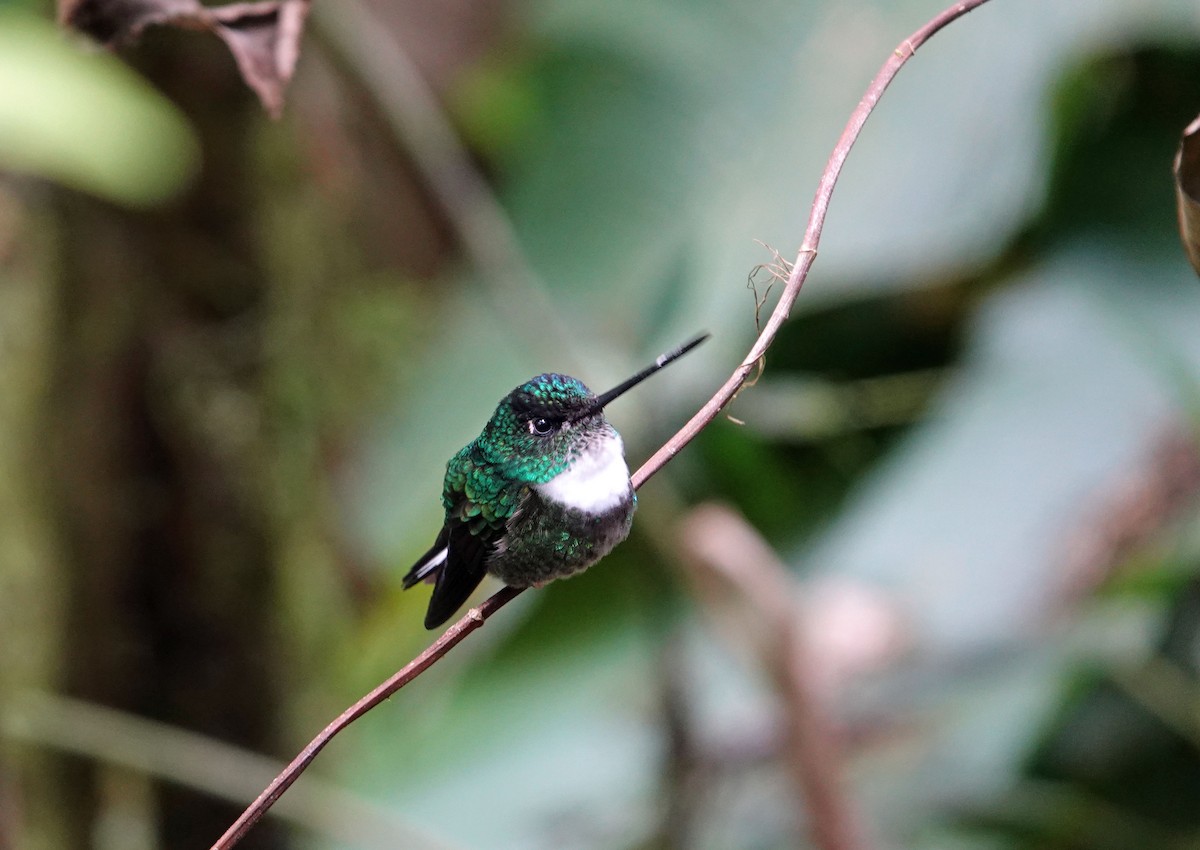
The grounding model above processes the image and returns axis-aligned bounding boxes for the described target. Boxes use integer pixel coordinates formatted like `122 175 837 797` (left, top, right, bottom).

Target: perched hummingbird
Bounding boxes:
403 333 709 629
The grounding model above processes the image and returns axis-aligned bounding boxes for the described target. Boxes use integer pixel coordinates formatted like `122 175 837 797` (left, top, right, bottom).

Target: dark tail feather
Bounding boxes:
422 525 490 629
402 528 449 589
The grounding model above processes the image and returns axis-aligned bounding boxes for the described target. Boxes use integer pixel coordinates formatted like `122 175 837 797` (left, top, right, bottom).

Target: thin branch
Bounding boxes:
211 1 993 846
635 0 992 485
678 504 872 850
211 587 522 849
1058 427 1200 605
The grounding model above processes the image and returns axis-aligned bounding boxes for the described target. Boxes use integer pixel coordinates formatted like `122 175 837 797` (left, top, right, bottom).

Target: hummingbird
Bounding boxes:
403 333 709 629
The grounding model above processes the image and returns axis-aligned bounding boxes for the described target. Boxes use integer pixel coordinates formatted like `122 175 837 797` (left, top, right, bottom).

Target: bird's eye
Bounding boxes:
530 417 556 436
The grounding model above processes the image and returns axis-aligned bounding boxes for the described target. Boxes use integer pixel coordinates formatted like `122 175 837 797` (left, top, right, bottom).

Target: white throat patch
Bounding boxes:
536 432 630 514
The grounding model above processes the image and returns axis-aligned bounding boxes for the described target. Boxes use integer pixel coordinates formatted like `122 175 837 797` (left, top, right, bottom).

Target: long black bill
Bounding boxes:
590 332 710 412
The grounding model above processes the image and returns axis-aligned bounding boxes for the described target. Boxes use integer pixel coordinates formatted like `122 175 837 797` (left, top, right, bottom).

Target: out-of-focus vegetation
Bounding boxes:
3 0 1200 848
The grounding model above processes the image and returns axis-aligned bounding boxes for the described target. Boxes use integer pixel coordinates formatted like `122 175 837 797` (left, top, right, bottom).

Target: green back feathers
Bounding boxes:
443 444 521 536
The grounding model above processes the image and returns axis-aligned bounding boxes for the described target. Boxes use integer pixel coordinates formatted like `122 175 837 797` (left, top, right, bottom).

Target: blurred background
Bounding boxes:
3 0 1200 848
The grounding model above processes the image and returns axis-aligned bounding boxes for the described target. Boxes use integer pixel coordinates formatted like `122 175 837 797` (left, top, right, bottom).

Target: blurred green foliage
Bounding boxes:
3 0 1200 849
0 9 196 205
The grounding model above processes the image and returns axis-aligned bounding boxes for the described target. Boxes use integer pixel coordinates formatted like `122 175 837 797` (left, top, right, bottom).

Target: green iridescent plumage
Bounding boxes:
404 372 627 628
441 446 522 548
403 334 709 629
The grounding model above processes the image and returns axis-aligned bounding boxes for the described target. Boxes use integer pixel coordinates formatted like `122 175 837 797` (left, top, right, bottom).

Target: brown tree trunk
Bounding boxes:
48 33 285 850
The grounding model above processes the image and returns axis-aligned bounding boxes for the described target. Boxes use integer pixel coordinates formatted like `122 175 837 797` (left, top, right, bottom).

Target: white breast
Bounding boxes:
536 432 631 515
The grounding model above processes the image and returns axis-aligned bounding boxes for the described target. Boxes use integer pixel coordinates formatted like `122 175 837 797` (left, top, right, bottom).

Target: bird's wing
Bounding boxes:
420 445 525 629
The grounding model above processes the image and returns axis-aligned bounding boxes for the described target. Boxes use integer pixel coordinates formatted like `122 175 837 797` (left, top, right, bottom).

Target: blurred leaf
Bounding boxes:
501 0 1200 323
450 57 544 160
805 245 1200 648
0 11 197 204
785 242 1200 846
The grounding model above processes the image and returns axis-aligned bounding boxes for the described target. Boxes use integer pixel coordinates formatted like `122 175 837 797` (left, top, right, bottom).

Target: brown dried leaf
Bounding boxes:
209 2 310 118
59 0 310 118
1174 114 1200 279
